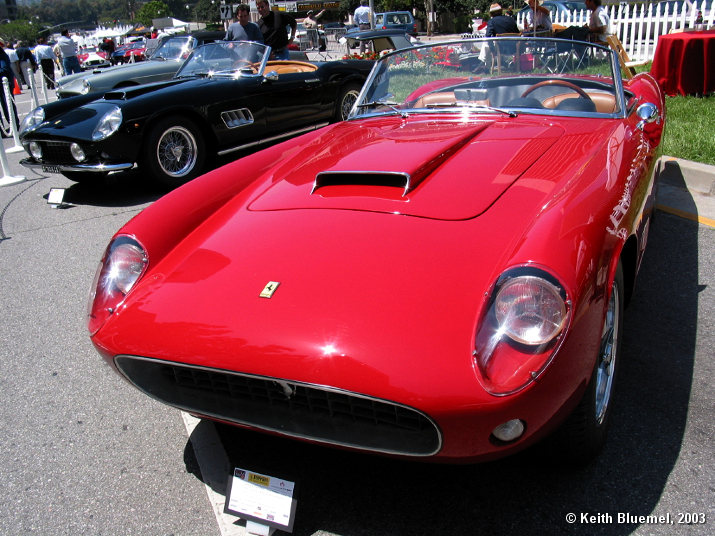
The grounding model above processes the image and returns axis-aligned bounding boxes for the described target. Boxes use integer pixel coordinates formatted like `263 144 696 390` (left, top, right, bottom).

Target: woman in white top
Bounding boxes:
585 0 610 43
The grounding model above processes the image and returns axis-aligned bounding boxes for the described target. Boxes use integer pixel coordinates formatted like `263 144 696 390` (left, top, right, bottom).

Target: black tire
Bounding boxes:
61 171 107 184
142 116 206 189
335 83 361 121
554 262 624 465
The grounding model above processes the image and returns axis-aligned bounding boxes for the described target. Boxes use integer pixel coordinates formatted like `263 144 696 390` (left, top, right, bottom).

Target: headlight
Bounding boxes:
19 107 45 135
92 106 122 141
87 236 148 335
494 276 566 346
81 79 91 94
474 266 570 395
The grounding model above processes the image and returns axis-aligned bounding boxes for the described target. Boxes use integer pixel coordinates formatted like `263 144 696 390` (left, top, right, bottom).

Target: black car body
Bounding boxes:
20 42 373 189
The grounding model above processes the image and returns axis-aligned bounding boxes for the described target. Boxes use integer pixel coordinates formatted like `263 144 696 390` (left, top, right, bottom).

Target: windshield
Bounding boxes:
175 41 270 78
354 38 622 120
150 36 195 60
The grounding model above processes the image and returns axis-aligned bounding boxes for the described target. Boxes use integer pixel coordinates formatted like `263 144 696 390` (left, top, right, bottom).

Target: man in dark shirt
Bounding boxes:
256 0 296 60
15 41 38 88
486 3 519 37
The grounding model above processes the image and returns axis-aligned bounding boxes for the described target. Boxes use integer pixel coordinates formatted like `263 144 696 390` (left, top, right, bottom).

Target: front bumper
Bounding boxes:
20 158 135 174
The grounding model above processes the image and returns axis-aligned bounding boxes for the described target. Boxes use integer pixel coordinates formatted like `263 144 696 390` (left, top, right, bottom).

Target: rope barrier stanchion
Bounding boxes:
26 66 40 109
3 77 26 154
0 77 26 186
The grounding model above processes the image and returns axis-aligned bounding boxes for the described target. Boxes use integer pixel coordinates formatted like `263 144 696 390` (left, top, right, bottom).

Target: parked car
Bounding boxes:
19 41 373 188
77 47 110 70
111 41 147 64
374 11 418 36
55 31 226 98
292 22 327 50
85 37 665 464
518 0 587 18
340 28 418 57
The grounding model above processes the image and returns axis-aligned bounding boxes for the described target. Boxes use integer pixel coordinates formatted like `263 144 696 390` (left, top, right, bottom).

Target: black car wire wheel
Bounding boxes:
156 125 198 177
144 117 206 188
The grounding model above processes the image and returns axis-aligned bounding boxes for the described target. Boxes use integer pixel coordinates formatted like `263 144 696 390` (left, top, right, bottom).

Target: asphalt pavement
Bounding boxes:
0 69 712 536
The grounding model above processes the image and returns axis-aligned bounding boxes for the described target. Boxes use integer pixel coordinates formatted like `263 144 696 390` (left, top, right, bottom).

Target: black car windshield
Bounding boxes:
150 36 195 61
353 38 623 120
175 41 270 78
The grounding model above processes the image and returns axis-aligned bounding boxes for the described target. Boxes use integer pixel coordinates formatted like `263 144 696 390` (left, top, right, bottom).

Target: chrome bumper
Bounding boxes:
20 158 136 174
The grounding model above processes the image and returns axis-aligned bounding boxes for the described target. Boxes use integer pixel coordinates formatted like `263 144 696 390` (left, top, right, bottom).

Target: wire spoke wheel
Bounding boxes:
156 126 198 178
595 281 619 424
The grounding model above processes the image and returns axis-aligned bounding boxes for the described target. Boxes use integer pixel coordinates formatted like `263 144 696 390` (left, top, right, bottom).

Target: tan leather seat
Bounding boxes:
265 61 318 74
542 92 617 113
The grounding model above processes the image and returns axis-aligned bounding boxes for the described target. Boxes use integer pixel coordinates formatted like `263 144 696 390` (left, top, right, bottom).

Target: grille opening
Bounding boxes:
115 356 441 456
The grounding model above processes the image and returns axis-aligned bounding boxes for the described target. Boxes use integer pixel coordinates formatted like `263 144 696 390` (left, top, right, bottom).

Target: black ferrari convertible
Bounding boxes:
19 41 372 188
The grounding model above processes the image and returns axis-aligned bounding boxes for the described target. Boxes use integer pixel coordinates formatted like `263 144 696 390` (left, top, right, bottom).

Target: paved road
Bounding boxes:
0 71 712 536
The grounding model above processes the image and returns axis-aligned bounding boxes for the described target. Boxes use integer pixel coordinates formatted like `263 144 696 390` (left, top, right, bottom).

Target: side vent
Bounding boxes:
312 171 412 196
222 108 254 129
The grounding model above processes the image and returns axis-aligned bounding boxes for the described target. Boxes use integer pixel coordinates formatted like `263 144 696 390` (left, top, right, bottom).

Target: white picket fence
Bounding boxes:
514 0 715 62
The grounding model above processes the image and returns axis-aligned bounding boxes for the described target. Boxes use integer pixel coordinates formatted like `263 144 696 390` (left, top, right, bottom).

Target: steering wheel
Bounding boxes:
521 80 592 101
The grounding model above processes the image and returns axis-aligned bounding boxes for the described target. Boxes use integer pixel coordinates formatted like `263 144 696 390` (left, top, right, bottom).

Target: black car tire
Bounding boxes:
554 261 624 465
335 83 361 121
142 116 206 189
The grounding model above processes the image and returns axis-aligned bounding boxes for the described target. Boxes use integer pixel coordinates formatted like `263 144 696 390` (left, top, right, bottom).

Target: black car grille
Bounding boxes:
39 141 75 164
115 356 442 456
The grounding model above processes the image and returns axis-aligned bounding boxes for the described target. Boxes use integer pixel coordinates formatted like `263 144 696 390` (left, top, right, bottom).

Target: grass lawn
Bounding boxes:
635 63 715 166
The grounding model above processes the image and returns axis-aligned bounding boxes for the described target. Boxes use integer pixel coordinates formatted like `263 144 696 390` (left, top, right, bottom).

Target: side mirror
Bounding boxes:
264 70 279 81
636 102 659 131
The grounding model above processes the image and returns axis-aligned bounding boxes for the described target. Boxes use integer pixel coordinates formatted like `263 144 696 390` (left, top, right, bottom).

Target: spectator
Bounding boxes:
523 0 553 33
354 0 371 31
0 38 19 133
16 41 38 89
256 0 296 60
585 0 610 44
34 37 57 89
486 3 519 36
354 0 373 53
5 42 24 88
57 29 82 75
225 4 264 43
303 9 326 50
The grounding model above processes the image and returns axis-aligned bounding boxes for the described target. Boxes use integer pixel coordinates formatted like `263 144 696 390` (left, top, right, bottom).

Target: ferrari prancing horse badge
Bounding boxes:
259 281 280 298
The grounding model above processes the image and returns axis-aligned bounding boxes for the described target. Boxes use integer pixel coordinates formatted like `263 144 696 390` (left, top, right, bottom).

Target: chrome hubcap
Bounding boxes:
595 281 619 424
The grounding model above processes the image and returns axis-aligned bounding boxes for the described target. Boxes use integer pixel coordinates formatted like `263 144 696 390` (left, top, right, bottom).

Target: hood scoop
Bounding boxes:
313 171 412 196
310 125 480 198
103 79 182 100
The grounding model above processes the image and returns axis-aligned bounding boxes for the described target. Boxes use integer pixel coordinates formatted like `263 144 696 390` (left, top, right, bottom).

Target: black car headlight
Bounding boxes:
29 141 42 159
19 107 45 135
81 79 91 95
70 143 86 162
92 106 123 141
473 266 571 395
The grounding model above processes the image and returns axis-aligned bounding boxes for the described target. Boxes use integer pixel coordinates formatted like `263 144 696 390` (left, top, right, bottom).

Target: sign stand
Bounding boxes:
224 467 298 534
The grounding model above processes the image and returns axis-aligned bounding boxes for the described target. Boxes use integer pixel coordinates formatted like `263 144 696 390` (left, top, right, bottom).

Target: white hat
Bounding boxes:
489 3 503 12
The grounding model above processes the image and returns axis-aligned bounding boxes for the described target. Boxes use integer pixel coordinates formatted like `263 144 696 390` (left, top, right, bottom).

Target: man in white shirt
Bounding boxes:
57 29 82 75
585 0 610 44
34 37 57 89
354 0 372 53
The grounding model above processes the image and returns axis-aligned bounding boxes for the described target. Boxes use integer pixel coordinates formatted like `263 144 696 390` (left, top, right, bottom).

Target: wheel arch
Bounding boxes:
618 234 639 308
139 107 218 153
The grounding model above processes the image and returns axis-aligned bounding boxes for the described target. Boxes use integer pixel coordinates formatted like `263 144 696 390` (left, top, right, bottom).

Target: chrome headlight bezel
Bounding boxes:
81 79 91 95
92 106 123 141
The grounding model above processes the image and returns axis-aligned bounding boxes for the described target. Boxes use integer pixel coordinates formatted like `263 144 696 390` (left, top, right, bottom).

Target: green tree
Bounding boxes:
194 0 220 23
136 0 171 26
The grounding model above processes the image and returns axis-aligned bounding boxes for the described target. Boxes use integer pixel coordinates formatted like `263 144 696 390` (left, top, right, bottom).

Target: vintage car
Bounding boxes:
55 31 226 98
374 11 418 36
87 38 664 464
19 41 372 188
77 47 111 70
340 28 418 58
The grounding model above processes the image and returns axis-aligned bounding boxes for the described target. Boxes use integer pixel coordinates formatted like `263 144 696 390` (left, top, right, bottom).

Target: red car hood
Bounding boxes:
102 115 613 406
248 116 564 220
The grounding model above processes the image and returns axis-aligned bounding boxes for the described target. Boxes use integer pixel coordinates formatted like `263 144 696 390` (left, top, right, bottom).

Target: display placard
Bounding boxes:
224 467 297 533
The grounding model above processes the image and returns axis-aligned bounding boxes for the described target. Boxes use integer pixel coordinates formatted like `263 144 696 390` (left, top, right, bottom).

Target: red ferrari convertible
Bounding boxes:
88 37 665 464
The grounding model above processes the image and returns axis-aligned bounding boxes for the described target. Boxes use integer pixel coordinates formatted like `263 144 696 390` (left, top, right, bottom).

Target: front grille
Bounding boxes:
115 356 442 456
40 141 74 164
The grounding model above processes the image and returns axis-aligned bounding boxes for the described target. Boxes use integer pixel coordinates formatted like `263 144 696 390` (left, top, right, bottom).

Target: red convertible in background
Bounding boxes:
88 38 665 465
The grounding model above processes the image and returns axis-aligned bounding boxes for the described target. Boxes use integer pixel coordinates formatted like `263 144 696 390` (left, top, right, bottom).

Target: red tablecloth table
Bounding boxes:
650 30 715 96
